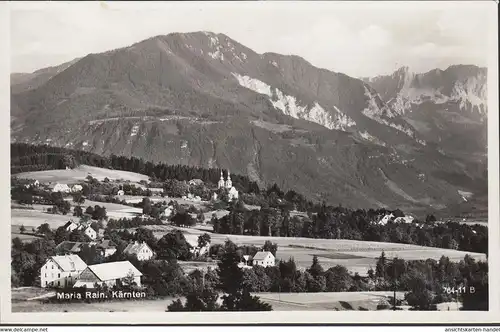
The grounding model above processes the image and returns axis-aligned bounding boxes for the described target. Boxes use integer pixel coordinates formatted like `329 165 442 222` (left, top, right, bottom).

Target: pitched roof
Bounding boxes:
123 241 151 255
63 221 77 229
50 254 87 272
56 241 86 253
253 251 273 261
87 261 142 281
95 239 116 250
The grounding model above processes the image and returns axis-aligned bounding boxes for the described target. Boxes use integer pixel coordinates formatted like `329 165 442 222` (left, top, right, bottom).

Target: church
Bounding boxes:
217 170 239 201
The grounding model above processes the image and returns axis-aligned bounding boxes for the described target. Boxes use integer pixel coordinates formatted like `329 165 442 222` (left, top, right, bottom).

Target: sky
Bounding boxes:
9 1 494 78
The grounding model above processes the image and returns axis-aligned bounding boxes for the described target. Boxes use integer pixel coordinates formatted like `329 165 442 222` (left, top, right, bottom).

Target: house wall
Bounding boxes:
84 228 97 240
77 267 101 287
136 246 153 261
66 223 79 232
103 248 117 257
40 260 83 288
253 254 275 267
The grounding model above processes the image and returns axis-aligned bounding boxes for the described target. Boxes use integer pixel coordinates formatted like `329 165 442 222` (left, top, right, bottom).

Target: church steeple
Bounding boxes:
218 170 225 189
225 169 232 189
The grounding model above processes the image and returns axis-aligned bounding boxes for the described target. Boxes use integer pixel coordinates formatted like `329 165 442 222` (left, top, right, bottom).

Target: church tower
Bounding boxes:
225 170 232 189
218 170 225 189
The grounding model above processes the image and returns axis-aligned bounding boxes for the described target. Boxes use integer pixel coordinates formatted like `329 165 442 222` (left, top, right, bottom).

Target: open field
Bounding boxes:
137 224 486 275
15 165 150 184
11 225 45 242
254 291 406 311
77 199 143 219
11 208 74 228
13 288 435 312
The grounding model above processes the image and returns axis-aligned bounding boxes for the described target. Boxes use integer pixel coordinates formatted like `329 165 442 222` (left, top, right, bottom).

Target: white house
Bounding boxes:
252 251 275 267
394 216 414 224
63 221 80 232
238 255 253 269
73 261 143 288
163 206 174 218
75 224 97 240
40 254 87 288
24 180 40 188
117 190 125 196
94 239 117 257
184 235 210 257
228 187 239 201
188 179 204 186
51 183 71 193
123 241 154 261
377 213 395 226
71 184 83 192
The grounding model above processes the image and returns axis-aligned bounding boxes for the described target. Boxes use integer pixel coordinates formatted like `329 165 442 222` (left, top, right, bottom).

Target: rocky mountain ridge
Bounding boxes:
10 31 488 215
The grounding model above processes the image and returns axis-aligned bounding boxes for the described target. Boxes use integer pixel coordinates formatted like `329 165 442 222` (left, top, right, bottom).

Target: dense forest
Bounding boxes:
214 201 488 254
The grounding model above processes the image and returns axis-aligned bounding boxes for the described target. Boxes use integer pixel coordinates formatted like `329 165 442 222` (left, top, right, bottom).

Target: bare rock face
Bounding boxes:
10 32 488 214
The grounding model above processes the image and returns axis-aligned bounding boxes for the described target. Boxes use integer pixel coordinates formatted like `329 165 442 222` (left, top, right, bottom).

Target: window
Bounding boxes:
45 273 47 277
57 281 60 286
52 265 54 269
58 273 61 278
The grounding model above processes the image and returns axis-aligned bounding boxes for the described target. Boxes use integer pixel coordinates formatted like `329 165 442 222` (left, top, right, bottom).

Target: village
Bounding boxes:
10 163 488 312
12 167 278 298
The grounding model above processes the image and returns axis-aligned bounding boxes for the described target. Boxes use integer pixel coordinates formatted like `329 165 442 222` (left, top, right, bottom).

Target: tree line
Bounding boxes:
212 202 488 254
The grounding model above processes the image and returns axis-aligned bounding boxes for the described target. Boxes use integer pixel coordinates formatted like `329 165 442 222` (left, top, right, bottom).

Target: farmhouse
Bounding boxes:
41 254 87 288
377 213 395 226
394 215 414 224
184 235 210 257
24 179 40 188
50 183 71 193
238 255 253 269
117 190 125 196
123 241 154 261
63 221 80 232
55 241 86 255
71 184 83 192
73 261 143 288
55 239 116 258
94 239 117 257
252 251 275 267
76 225 97 240
188 179 204 186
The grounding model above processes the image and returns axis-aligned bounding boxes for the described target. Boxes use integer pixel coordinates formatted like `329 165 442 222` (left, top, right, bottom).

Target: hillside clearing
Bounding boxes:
14 165 150 184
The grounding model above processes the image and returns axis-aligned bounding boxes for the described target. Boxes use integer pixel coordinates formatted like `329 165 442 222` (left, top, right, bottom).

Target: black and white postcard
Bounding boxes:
1 0 498 325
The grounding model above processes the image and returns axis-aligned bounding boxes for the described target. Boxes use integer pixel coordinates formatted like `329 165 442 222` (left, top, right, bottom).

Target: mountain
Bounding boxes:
363 65 487 162
10 32 488 215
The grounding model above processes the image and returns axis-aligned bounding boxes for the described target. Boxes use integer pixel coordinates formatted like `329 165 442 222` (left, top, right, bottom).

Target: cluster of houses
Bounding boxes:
49 183 83 193
56 239 118 258
376 213 415 226
42 240 155 289
41 254 143 289
63 221 98 240
237 251 275 269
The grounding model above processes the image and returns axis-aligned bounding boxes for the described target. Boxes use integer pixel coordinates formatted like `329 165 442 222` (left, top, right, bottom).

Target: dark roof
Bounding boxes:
95 239 116 250
63 221 75 229
253 251 273 261
56 241 85 253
